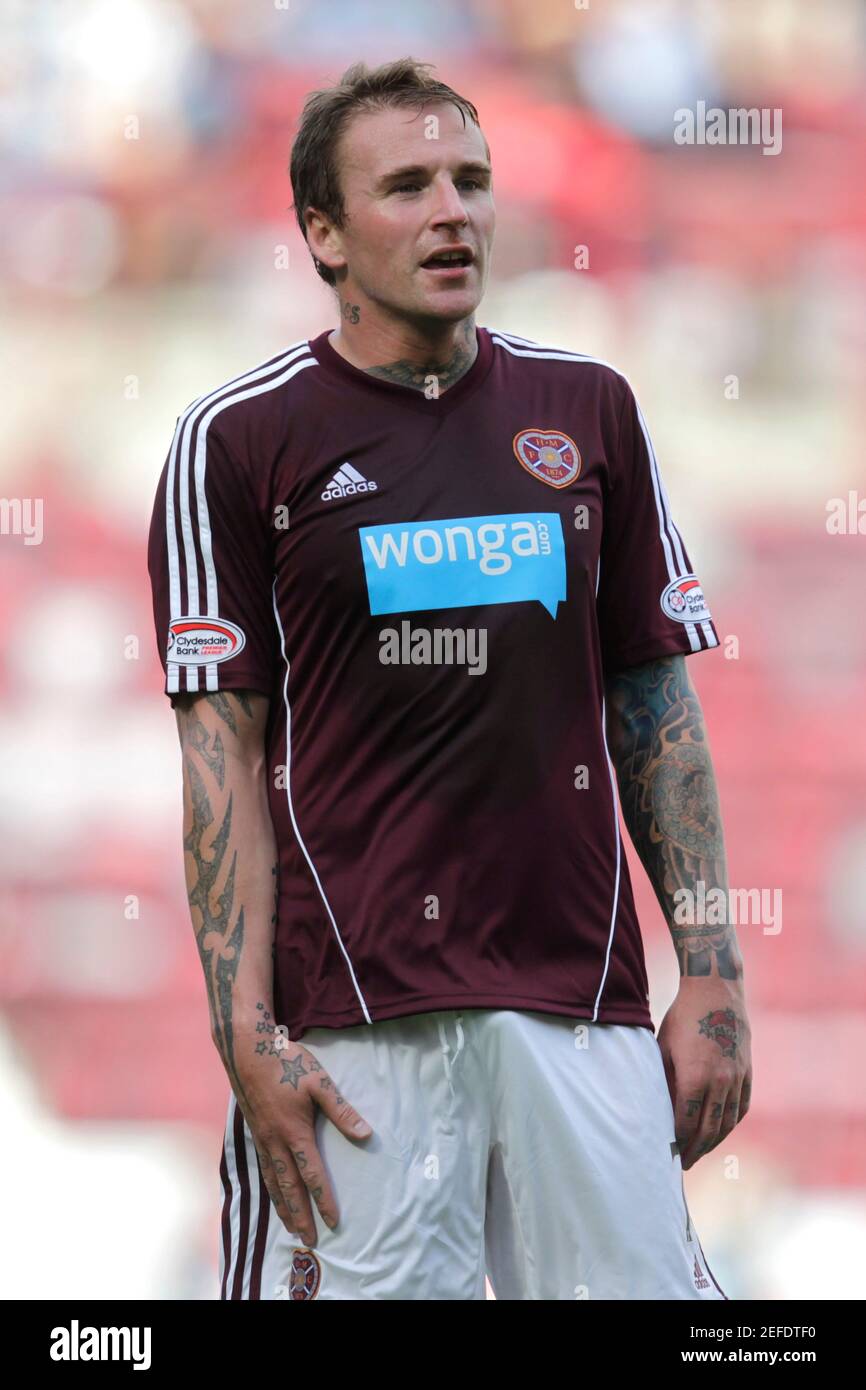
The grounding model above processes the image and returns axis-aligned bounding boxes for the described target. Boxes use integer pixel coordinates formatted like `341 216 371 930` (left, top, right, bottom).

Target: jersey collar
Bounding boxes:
308 324 494 414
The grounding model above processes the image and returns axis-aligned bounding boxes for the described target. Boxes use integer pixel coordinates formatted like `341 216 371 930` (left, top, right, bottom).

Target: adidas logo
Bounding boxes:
322 462 378 501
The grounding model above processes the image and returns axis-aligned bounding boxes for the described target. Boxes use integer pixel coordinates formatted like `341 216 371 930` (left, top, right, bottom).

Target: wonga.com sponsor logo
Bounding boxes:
358 513 567 618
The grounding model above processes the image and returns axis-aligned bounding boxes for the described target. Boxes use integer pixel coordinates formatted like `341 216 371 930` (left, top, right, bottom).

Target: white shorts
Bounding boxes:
218 1009 728 1301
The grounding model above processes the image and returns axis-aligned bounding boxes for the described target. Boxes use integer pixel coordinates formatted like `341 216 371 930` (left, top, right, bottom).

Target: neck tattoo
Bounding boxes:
364 322 478 395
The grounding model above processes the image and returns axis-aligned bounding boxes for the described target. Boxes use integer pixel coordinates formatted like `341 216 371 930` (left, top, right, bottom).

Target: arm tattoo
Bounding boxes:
183 755 251 1106
604 655 741 980
175 691 259 1109
181 714 225 790
204 689 253 737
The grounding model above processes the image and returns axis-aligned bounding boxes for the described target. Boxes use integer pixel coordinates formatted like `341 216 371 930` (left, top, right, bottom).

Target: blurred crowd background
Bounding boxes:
1 0 864 1300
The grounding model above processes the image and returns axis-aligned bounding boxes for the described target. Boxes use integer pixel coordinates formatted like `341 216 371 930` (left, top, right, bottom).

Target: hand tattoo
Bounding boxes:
698 1007 742 1059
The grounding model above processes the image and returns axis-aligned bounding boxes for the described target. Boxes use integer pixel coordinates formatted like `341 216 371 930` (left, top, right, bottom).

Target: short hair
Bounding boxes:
289 57 487 289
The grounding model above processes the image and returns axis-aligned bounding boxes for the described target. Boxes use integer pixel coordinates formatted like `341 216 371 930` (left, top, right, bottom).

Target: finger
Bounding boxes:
285 1128 341 1233
302 1053 374 1141
255 1141 312 1242
273 1145 325 1244
721 1089 741 1137
711 1072 749 1151
658 1043 677 1113
673 1083 706 1166
681 1081 734 1168
738 1071 753 1122
680 1098 721 1168
255 1140 317 1245
235 1100 299 1231
695 1084 728 1162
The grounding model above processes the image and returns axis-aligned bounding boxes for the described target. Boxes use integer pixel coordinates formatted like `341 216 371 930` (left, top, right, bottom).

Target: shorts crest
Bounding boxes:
288 1248 322 1300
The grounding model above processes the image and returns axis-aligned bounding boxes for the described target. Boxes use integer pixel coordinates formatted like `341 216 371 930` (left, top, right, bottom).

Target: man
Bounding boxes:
148 57 751 1301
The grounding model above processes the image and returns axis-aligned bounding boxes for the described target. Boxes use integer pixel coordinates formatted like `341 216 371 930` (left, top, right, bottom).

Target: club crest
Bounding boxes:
513 428 581 489
288 1248 321 1300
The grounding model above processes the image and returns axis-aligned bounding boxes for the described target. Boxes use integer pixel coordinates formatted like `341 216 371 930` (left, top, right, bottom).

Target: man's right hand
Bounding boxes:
227 1017 373 1247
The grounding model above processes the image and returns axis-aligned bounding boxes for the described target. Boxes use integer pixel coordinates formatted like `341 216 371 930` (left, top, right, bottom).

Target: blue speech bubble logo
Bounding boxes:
359 513 566 618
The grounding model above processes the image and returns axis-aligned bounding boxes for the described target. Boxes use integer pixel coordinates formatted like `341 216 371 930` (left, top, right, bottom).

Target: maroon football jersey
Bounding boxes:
147 326 718 1040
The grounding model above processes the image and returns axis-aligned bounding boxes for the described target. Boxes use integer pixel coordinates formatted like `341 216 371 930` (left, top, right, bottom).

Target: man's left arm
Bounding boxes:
604 653 753 1170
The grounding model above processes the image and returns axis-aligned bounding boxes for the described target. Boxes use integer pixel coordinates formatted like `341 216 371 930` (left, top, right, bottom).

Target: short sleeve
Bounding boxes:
147 412 277 707
596 378 719 675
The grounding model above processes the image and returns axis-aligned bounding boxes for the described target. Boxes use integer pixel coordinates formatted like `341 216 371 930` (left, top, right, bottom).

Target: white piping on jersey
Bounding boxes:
163 340 317 694
271 577 373 1026
592 555 623 1021
489 330 719 655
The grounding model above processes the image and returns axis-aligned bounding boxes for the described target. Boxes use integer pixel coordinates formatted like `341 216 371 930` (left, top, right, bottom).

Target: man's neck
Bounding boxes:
328 314 477 395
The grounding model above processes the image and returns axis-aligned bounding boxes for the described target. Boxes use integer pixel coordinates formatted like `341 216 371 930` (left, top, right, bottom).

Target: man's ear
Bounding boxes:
305 206 345 278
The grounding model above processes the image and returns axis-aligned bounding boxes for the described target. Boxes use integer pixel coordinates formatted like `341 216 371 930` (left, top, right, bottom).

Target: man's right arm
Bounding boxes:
174 688 277 1113
173 687 373 1246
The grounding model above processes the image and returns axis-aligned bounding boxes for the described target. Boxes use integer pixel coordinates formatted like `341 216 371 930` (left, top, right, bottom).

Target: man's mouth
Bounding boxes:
421 247 475 273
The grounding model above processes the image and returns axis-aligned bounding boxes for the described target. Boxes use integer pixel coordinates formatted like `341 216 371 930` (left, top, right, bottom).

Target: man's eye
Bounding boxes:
391 178 485 194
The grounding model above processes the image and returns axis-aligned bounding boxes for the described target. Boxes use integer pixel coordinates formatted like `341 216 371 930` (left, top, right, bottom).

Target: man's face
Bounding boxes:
312 101 495 325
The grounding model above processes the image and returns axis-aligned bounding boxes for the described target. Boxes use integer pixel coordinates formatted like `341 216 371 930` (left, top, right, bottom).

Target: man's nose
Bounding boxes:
430 180 469 225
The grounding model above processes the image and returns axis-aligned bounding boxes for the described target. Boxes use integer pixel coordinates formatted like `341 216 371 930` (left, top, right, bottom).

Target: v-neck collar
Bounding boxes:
308 324 494 415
